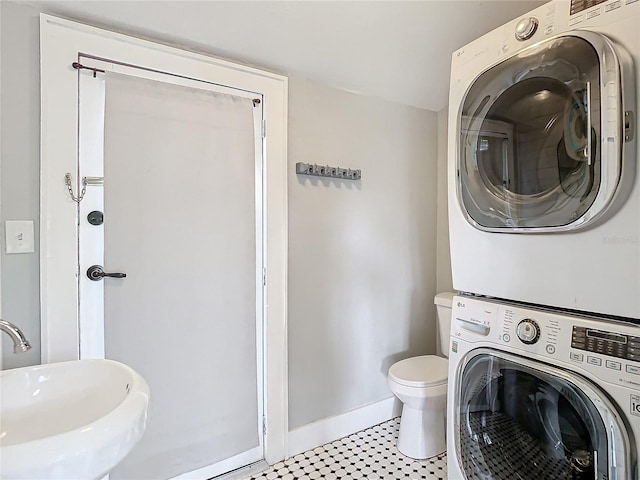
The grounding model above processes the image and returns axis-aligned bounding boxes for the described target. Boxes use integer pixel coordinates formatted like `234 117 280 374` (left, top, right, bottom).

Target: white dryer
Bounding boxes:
447 0 640 319
447 295 640 479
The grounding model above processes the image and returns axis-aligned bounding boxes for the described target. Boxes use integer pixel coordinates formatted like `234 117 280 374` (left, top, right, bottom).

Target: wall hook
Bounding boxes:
296 162 361 180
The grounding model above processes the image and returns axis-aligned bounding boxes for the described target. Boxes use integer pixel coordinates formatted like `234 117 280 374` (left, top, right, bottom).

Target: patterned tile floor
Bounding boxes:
244 418 447 480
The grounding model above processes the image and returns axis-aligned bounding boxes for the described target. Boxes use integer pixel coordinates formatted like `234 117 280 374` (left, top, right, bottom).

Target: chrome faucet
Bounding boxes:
0 319 32 354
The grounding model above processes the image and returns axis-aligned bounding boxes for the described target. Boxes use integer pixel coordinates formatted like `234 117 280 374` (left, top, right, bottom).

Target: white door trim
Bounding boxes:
39 13 288 465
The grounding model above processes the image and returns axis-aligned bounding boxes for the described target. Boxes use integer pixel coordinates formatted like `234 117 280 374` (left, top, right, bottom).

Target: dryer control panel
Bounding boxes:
572 326 640 363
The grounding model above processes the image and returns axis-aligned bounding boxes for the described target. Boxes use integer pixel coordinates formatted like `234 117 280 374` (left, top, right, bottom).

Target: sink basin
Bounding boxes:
1 359 150 479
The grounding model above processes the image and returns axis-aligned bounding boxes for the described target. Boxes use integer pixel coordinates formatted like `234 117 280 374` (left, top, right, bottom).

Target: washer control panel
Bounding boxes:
451 295 640 389
570 0 607 16
571 326 640 363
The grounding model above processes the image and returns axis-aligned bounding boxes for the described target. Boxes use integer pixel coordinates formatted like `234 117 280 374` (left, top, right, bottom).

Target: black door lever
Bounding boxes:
87 265 127 281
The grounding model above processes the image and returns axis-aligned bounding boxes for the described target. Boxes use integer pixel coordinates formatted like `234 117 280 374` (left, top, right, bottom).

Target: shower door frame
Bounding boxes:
39 13 289 469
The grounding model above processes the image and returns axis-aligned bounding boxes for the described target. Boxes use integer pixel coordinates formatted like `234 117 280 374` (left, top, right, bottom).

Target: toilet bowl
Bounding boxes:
387 292 455 459
388 355 448 459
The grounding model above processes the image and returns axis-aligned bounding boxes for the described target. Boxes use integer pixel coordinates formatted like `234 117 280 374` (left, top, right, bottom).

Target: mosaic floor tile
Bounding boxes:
244 418 447 480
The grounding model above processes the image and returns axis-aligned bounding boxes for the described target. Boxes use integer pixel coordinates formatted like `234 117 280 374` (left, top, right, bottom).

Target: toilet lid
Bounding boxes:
388 355 448 387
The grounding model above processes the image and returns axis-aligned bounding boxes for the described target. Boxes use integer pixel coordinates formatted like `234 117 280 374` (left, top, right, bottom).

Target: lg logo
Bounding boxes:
457 301 466 308
631 395 640 417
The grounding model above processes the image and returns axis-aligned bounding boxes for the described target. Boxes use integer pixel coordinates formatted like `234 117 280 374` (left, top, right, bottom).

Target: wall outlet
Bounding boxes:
5 221 35 254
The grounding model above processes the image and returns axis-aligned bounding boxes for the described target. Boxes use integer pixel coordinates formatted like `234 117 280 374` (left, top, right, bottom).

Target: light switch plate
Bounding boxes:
5 221 35 254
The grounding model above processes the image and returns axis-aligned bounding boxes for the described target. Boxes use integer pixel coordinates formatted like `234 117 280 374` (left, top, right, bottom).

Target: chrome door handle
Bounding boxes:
87 265 127 281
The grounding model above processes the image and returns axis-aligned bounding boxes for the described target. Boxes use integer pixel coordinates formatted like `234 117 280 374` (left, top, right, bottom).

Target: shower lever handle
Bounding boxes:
87 265 127 281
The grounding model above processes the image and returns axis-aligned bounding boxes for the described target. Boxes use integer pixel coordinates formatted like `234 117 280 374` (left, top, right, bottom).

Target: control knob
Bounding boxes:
516 319 541 345
515 17 538 41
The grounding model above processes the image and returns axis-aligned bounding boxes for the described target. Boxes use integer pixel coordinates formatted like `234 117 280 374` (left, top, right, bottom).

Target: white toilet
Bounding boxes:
387 292 454 459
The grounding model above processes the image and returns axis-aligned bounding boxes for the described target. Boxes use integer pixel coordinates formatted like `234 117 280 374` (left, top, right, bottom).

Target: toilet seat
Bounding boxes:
388 355 448 387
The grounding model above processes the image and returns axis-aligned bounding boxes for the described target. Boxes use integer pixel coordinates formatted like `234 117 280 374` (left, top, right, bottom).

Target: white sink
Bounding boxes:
0 359 150 479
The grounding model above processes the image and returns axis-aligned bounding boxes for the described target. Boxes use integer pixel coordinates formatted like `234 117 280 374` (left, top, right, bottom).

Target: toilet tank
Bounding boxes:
434 292 456 358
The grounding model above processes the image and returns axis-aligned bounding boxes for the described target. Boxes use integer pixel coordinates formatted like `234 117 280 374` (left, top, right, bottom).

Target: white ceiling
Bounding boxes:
27 0 546 111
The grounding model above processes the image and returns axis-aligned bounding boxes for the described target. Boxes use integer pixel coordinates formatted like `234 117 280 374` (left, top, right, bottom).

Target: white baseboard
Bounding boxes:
287 397 401 457
170 446 263 479
208 460 268 480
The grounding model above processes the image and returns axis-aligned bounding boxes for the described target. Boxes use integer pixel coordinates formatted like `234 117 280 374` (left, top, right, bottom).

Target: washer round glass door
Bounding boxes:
454 350 633 480
458 33 627 231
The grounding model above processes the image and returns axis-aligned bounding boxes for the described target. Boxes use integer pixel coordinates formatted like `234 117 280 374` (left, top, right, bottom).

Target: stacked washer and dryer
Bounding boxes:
446 0 640 479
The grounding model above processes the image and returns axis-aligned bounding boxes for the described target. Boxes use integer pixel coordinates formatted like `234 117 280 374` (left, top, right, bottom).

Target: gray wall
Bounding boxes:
0 1 41 369
436 107 453 294
288 78 438 429
0 2 443 433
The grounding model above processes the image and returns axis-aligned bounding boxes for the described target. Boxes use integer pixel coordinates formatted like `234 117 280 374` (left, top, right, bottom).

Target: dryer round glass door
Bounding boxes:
454 350 633 480
457 32 629 231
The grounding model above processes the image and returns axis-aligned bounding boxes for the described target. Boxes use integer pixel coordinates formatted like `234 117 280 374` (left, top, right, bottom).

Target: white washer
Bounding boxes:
447 0 640 319
447 295 640 479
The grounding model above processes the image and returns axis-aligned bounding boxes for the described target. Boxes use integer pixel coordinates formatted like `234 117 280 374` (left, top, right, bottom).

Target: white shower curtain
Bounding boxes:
101 72 259 479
